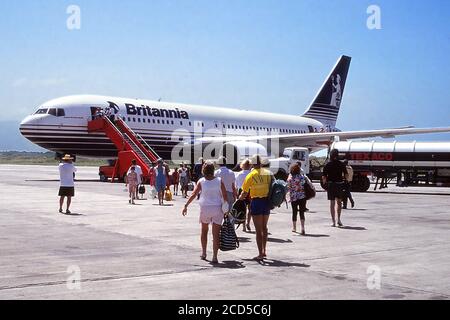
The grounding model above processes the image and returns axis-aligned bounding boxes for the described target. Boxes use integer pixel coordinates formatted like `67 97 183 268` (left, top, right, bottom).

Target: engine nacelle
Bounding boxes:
220 141 268 168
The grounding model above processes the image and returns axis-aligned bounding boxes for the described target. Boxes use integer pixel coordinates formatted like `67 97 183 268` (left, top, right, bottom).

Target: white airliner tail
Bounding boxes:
302 55 351 129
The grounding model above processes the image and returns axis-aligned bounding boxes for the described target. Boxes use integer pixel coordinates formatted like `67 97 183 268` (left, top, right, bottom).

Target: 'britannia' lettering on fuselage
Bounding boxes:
125 103 190 119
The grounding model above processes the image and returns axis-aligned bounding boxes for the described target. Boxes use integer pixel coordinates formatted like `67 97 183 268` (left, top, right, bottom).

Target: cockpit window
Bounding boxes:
34 109 48 115
57 109 65 117
48 108 57 116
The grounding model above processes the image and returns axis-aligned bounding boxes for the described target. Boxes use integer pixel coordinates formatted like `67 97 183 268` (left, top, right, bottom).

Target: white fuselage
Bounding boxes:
20 95 327 159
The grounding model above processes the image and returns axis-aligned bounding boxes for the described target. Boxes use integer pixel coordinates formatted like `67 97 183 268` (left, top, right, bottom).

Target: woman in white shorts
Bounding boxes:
182 161 228 264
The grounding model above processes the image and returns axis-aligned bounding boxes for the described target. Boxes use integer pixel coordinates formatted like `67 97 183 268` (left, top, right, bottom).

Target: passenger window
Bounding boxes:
48 108 57 116
57 109 65 117
157 120 160 124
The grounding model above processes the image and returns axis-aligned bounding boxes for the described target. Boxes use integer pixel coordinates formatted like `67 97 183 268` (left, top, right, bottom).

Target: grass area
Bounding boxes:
0 151 107 167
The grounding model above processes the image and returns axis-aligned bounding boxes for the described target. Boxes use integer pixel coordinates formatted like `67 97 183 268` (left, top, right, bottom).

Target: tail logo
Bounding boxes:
331 74 342 108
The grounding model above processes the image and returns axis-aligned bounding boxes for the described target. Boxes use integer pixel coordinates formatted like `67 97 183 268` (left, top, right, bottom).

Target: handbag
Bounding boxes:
219 215 239 251
304 177 316 200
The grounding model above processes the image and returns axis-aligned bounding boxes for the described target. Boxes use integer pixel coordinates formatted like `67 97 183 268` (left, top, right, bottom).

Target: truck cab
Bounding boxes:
269 147 310 180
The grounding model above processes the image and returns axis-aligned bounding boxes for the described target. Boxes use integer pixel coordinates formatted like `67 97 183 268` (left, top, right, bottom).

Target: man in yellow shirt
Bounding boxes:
239 155 274 261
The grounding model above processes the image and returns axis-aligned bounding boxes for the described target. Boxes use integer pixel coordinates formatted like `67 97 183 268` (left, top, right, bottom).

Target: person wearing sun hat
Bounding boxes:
58 154 77 214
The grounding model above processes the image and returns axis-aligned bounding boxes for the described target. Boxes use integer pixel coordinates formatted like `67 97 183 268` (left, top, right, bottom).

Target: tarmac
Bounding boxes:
0 164 449 300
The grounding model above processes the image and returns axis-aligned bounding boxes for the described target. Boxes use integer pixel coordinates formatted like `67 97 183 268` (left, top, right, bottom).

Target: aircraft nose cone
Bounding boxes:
19 115 38 137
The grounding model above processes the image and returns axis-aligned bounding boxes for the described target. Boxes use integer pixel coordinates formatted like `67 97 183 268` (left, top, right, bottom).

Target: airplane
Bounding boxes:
20 55 450 163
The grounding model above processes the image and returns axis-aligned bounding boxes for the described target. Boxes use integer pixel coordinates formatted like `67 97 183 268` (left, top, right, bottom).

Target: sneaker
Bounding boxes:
338 221 343 227
59 208 63 213
66 210 71 215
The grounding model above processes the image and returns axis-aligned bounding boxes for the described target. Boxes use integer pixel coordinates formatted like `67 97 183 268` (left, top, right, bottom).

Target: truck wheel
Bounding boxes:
275 171 288 181
361 176 371 192
99 174 108 182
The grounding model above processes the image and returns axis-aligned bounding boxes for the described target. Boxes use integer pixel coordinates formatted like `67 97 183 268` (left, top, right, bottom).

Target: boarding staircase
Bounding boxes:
87 115 160 182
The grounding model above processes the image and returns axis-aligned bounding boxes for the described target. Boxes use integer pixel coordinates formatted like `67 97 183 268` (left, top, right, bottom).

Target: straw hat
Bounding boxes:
250 154 269 166
61 154 74 161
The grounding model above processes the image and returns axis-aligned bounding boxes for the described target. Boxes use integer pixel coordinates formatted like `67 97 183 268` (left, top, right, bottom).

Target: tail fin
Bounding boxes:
302 55 351 128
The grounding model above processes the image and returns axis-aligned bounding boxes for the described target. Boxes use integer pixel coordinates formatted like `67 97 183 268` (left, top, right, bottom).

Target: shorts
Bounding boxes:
199 205 224 225
327 182 344 200
59 187 74 197
250 198 271 216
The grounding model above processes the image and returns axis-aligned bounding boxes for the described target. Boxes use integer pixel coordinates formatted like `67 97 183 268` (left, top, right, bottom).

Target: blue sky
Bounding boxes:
0 0 449 150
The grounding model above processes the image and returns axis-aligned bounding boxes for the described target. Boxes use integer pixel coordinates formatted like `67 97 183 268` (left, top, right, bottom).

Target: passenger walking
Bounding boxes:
342 160 355 209
182 162 228 264
235 159 252 232
194 157 204 182
58 154 77 214
171 168 180 196
125 167 138 205
215 156 237 214
239 155 274 261
127 159 143 200
154 159 167 205
322 149 348 227
179 163 190 198
287 163 310 235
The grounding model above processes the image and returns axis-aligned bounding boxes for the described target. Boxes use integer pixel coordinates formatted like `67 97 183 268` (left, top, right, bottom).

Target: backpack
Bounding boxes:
269 179 288 209
219 215 239 251
138 185 146 195
229 200 247 226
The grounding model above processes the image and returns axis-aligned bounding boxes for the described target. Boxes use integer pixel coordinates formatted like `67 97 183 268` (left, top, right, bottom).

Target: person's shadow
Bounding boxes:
338 226 367 231
242 258 310 268
267 237 293 243
210 260 245 269
294 233 330 238
237 237 252 243
63 212 85 216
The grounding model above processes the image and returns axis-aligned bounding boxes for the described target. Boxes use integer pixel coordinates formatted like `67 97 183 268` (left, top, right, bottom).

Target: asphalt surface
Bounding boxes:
0 164 449 300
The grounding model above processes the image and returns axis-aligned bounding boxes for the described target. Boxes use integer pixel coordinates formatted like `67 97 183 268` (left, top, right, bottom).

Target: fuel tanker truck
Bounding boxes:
329 140 450 192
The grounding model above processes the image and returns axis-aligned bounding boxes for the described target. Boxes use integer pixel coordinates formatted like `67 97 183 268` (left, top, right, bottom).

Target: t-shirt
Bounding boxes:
214 167 236 193
198 177 223 207
242 168 273 198
59 163 77 187
235 169 251 190
322 160 347 183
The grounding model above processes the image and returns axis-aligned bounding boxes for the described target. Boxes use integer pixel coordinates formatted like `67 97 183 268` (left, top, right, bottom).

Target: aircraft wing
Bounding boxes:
195 126 450 145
